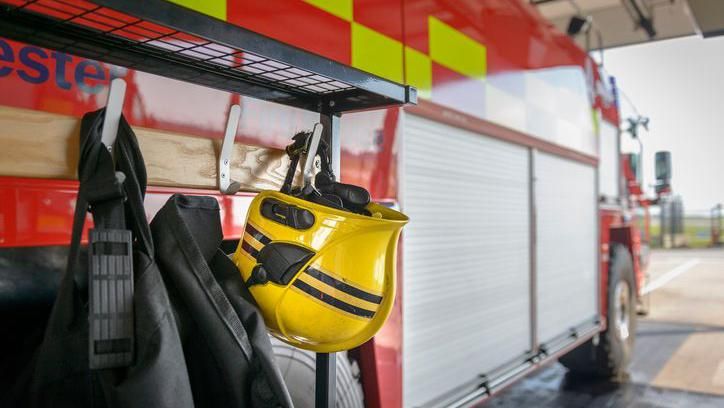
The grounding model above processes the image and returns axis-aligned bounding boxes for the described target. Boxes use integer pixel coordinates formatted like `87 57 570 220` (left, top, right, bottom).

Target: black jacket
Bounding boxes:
151 193 292 407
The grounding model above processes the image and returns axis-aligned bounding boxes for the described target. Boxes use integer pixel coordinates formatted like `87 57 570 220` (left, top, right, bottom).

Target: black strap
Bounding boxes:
66 109 127 300
58 109 151 366
113 117 153 255
316 140 335 181
70 108 152 265
278 130 374 217
280 131 335 195
280 153 300 195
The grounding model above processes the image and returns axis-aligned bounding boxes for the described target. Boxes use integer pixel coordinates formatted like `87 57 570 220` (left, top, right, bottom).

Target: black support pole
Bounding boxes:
320 112 342 178
315 110 340 408
315 352 336 408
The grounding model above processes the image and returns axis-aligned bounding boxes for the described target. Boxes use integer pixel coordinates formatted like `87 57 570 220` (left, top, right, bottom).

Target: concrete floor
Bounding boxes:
488 248 724 407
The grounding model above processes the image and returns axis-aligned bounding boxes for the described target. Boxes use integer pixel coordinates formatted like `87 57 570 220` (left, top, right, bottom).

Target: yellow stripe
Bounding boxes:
244 234 264 251
405 46 432 99
289 285 370 321
239 249 255 262
297 273 380 311
166 0 226 20
351 22 404 83
247 221 272 243
309 264 383 298
238 235 262 262
303 0 353 21
429 16 486 80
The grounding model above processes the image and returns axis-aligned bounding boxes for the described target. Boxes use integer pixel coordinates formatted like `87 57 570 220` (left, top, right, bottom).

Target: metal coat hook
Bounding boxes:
302 122 323 191
219 104 242 195
101 78 127 154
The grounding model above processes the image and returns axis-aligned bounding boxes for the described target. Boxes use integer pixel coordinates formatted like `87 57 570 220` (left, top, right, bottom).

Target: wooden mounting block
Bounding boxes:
0 106 296 192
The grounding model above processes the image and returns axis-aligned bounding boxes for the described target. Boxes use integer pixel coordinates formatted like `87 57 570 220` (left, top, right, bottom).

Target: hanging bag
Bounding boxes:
17 109 194 408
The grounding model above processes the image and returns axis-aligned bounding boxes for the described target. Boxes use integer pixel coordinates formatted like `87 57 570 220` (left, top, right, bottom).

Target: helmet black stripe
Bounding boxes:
292 279 375 318
241 240 259 259
245 224 271 246
305 267 383 304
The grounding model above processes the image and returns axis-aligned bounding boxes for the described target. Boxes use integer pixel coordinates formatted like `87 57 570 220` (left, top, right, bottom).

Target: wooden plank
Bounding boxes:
0 106 294 192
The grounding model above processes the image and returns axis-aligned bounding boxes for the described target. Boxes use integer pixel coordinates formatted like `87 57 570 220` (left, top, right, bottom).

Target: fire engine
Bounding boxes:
0 0 672 407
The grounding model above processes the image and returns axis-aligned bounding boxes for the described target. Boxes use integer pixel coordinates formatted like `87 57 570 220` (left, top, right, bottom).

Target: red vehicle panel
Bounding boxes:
0 1 640 406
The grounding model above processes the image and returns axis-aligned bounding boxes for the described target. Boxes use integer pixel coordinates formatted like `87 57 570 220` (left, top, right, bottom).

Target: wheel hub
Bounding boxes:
614 280 631 341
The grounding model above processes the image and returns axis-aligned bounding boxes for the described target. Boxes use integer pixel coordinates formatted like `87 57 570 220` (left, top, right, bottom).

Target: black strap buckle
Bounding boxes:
261 198 315 230
86 171 127 206
88 228 134 369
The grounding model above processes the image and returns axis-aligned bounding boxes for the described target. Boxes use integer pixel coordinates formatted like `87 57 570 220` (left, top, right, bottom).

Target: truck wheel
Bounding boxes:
559 244 637 378
636 245 651 316
271 337 365 408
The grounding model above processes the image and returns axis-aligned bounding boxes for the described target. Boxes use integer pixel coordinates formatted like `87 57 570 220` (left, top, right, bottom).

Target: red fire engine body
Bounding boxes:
0 1 654 406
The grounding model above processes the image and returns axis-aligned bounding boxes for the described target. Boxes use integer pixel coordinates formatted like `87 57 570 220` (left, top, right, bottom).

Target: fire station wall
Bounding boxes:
401 114 531 407
534 152 598 344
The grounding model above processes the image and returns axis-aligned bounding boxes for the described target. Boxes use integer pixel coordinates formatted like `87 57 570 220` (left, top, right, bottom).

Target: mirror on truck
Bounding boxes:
625 153 642 184
655 151 672 193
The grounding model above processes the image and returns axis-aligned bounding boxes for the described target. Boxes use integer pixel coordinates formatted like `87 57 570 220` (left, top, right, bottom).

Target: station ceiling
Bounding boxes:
532 0 724 50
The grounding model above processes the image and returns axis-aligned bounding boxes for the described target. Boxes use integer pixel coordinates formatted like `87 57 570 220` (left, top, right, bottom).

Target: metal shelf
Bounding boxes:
0 2 416 407
0 0 416 114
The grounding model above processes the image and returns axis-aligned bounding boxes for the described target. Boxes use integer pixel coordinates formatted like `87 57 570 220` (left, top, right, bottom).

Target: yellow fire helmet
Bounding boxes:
232 126 408 352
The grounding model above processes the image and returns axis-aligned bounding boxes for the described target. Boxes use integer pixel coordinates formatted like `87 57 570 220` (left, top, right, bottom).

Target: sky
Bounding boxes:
602 35 724 215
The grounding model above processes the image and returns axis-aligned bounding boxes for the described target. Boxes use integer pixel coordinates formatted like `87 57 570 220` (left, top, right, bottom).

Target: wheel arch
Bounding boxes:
609 226 644 297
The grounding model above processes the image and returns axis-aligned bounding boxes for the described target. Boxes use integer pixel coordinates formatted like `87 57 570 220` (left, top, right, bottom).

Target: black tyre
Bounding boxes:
271 337 364 408
636 244 651 316
559 244 637 378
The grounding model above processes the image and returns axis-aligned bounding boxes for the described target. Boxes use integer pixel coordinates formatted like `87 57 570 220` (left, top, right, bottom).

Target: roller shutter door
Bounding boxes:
401 114 531 407
534 152 598 344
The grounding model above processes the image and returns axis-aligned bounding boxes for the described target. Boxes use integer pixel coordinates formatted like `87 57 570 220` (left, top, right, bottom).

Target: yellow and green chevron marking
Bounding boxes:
166 0 488 100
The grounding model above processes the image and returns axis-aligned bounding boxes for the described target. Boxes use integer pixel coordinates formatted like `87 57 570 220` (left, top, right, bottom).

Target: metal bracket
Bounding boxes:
100 78 127 154
219 104 242 195
477 374 492 397
319 113 341 181
302 122 324 190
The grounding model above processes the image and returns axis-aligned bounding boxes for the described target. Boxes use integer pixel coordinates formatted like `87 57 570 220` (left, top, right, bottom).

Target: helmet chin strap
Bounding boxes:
280 127 370 214
281 125 333 196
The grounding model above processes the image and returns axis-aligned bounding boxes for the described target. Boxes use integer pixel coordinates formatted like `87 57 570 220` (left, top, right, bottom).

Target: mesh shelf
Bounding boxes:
0 0 416 113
